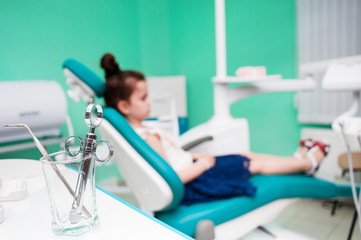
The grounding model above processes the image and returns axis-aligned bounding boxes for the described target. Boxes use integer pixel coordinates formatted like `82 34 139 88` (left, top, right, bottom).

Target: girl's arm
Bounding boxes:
176 157 215 184
145 133 169 161
145 133 215 184
191 152 214 160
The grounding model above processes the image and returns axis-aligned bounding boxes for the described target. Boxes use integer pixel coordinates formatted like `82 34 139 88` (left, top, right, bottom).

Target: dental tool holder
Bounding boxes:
41 104 112 236
41 152 98 236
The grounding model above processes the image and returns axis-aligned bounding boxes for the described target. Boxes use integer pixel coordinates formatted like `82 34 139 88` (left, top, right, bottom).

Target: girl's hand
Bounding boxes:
177 153 216 184
197 155 216 170
191 152 214 160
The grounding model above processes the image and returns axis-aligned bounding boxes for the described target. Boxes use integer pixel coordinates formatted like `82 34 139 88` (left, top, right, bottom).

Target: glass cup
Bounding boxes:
41 151 99 236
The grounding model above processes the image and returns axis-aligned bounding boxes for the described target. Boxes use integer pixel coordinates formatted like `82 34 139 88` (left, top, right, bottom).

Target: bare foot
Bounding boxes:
294 139 314 160
294 146 309 160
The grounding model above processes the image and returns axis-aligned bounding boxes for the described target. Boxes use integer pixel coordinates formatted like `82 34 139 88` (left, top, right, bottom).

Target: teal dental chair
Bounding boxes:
63 59 355 240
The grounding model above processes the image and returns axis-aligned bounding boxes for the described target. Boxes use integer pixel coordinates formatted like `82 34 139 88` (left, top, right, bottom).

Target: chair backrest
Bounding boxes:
62 59 184 213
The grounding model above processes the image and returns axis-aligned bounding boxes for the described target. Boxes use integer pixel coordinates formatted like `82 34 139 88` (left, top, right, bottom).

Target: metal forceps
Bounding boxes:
65 104 113 223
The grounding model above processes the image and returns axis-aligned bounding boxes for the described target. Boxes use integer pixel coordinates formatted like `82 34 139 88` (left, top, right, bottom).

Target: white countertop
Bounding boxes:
0 159 192 240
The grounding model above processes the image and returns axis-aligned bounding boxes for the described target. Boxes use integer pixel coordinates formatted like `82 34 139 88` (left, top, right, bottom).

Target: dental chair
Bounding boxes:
63 59 355 239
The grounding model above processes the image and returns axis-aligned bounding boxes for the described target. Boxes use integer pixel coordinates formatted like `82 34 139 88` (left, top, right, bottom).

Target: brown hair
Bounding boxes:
100 53 145 111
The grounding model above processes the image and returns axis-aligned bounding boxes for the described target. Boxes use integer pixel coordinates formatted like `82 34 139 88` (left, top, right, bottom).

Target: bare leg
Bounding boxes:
242 148 325 175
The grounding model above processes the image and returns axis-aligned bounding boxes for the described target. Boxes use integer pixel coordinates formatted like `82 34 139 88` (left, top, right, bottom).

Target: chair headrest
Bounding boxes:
62 59 106 97
103 107 185 211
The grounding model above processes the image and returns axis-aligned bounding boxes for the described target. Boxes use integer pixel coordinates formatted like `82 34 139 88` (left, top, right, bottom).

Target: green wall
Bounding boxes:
228 0 299 155
0 0 143 160
0 0 301 162
168 0 299 155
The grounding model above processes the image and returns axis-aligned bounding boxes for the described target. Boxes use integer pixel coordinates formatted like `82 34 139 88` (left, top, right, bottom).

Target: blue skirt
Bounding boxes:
181 154 256 205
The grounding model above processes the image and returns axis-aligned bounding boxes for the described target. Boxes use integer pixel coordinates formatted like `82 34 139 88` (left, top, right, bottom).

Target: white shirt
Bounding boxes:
135 127 193 171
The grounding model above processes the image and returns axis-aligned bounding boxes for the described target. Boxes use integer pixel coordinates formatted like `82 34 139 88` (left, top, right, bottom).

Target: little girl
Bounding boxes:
101 53 329 204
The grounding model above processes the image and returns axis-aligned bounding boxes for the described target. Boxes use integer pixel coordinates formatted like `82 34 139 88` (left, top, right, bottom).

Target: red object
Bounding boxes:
299 139 314 149
312 141 330 156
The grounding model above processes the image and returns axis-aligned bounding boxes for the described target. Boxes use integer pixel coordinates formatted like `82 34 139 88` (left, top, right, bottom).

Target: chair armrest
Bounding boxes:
181 136 214 151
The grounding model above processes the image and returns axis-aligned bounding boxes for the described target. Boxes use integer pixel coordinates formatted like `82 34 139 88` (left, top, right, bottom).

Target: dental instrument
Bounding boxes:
339 122 361 233
3 123 91 218
5 124 53 162
67 104 113 224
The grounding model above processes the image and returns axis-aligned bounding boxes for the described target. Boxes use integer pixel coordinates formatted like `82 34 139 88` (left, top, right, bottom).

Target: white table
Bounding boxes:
0 160 192 239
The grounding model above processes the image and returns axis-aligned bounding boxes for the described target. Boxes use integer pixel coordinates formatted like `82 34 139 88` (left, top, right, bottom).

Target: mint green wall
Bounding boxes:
0 0 144 159
168 0 299 155
228 0 299 155
0 0 300 162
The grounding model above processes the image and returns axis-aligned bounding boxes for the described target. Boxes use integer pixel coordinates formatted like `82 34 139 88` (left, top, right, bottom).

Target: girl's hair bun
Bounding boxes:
100 53 121 78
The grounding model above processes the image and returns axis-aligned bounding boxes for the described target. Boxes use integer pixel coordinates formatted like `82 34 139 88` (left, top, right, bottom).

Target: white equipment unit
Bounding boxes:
322 61 361 232
144 76 187 137
0 80 67 143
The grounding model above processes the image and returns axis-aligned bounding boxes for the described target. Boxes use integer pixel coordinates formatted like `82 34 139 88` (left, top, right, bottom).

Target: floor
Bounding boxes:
242 198 360 240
